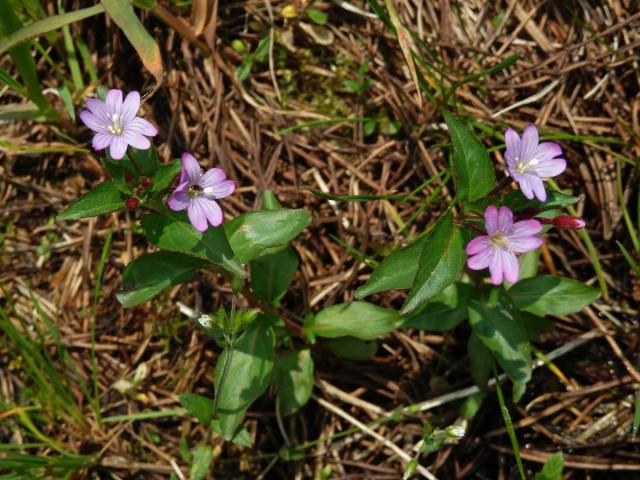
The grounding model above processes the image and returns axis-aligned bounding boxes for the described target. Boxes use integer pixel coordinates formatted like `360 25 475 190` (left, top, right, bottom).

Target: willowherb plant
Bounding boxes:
59 85 600 472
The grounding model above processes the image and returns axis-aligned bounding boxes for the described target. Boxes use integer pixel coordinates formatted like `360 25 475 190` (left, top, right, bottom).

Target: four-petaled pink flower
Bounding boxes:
505 125 566 202
79 89 158 160
466 205 543 285
168 153 235 232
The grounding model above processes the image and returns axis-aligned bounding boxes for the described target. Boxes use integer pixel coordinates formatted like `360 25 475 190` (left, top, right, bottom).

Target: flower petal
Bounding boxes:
203 180 235 199
187 198 209 232
109 136 128 160
199 198 223 227
121 91 141 122
532 157 566 178
467 247 493 270
489 249 504 284
105 89 123 115
497 206 514 232
122 130 151 150
92 133 113 150
484 205 499 234
534 142 562 162
511 219 542 237
79 110 107 133
180 153 201 184
200 168 226 188
529 175 547 201
505 128 521 157
168 190 190 211
509 235 543 254
521 124 539 161
128 117 158 137
85 98 107 119
518 175 535 200
502 251 520 284
466 235 491 255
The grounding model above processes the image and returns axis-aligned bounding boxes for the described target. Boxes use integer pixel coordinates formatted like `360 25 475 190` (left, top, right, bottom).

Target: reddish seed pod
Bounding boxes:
142 177 153 188
552 215 586 230
125 197 139 209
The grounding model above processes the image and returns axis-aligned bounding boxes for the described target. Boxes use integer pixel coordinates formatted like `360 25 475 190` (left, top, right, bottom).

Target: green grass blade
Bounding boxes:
58 1 84 92
633 387 640 438
494 371 525 480
617 241 640 278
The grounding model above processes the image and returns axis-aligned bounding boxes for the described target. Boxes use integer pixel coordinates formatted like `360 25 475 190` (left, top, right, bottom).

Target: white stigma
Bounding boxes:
107 112 124 135
490 233 509 249
516 157 539 174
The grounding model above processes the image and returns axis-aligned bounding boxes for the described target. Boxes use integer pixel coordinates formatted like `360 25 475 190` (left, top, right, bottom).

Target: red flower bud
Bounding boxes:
552 215 585 230
125 197 139 209
142 177 153 188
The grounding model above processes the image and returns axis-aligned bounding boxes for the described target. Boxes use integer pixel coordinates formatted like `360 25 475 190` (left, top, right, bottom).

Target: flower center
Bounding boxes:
106 113 124 136
490 233 509 249
516 156 539 174
187 184 203 198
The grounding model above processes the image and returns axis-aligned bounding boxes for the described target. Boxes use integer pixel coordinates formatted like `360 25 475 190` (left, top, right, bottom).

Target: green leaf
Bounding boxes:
57 181 124 220
398 283 471 331
100 0 163 85
306 8 327 25
141 212 245 278
402 213 465 314
633 387 640 439
150 160 181 195
189 443 213 480
517 249 540 281
355 236 427 298
116 252 201 307
519 311 554 341
179 392 214 425
215 321 275 440
468 332 492 388
103 158 134 194
443 111 495 202
306 302 399 340
273 349 314 416
225 209 311 264
459 392 485 420
509 275 600 317
468 289 532 402
534 452 564 480
343 79 361 93
501 190 582 213
322 337 378 361
128 145 159 175
251 247 298 306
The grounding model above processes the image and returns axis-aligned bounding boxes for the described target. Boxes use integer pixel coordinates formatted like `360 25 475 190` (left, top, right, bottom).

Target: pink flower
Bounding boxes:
466 205 543 285
505 125 566 201
79 89 158 160
168 153 235 232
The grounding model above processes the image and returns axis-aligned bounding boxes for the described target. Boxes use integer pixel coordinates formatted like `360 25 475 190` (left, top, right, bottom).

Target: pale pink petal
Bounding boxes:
510 236 543 254
510 219 542 237
168 191 190 211
92 133 113 150
489 250 504 284
518 176 534 200
529 175 547 201
532 157 566 178
502 251 520 284
484 205 499 234
127 117 158 137
466 235 491 255
122 130 151 150
85 98 107 118
504 128 521 157
199 198 223 227
105 89 123 115
180 153 201 184
121 91 141 122
79 110 107 133
467 248 493 270
534 142 562 162
497 206 513 232
521 124 539 160
204 180 235 199
199 168 226 188
505 151 517 176
109 136 128 160
187 198 209 232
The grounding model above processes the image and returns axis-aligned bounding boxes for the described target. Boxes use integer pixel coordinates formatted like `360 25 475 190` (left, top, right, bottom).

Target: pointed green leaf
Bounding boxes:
141 212 245 278
225 209 311 263
399 282 471 331
215 321 275 440
322 337 378 361
116 252 201 307
273 349 314 416
534 452 564 480
179 392 214 426
306 302 399 340
509 275 600 317
443 111 495 202
401 213 465 314
150 160 181 195
251 247 298 306
501 190 581 213
189 443 213 480
57 181 124 220
355 236 427 298
468 288 531 402
468 332 492 388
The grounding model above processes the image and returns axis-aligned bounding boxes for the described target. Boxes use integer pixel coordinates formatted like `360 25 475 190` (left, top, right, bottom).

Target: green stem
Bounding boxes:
213 343 234 420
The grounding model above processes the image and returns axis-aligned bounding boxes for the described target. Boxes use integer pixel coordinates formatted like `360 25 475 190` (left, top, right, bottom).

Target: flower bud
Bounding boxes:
125 197 139 209
552 215 585 230
142 177 153 188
